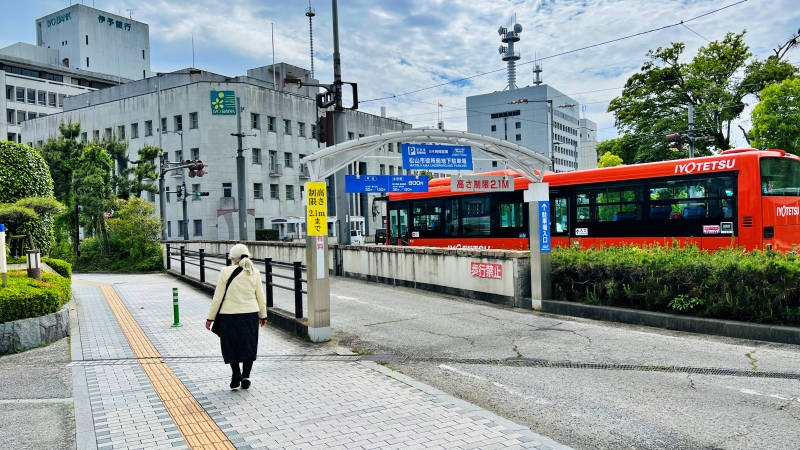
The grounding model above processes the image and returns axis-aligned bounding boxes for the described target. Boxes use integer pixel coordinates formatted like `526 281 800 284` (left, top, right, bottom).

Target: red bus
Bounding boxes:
386 149 800 252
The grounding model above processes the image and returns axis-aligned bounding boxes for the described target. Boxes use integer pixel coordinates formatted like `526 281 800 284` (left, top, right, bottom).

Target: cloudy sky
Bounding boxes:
3 0 799 147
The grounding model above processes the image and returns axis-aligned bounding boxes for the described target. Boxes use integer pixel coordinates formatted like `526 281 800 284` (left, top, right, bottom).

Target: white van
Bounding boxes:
350 229 365 245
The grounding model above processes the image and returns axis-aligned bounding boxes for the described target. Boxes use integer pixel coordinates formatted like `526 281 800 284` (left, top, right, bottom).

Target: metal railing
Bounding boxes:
165 244 306 318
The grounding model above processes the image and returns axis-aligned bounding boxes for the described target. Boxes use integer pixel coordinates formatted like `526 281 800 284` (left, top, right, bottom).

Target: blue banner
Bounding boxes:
401 144 473 170
345 175 428 193
538 201 551 253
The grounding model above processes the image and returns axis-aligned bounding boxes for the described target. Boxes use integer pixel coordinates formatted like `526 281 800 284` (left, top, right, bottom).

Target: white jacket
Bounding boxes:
207 265 267 320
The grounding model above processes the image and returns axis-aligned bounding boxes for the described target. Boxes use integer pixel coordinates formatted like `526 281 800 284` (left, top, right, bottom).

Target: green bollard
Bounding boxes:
171 287 183 327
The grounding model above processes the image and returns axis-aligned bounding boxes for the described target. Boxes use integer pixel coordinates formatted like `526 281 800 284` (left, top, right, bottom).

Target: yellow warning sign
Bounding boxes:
306 182 327 236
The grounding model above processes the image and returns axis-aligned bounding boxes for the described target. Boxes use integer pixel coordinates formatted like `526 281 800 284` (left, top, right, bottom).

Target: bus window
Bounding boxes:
761 157 800 196
492 195 525 237
461 196 491 236
552 197 568 234
576 184 642 222
412 200 442 238
445 199 460 236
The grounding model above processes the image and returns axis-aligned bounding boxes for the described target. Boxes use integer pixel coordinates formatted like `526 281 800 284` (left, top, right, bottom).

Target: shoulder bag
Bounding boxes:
210 267 243 336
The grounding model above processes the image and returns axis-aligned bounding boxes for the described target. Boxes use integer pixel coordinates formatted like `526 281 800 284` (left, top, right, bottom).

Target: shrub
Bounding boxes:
42 257 72 279
256 228 279 241
551 245 800 326
75 236 162 273
0 270 71 323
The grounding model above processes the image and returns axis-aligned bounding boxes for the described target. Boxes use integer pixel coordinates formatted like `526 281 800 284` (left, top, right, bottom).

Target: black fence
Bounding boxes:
166 244 307 318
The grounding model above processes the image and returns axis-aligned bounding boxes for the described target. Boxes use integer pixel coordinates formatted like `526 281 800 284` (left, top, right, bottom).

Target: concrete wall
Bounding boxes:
165 240 532 307
0 307 70 355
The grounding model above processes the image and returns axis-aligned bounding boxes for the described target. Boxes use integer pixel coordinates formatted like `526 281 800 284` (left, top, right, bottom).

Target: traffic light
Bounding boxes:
195 191 210 198
188 160 208 178
666 133 684 150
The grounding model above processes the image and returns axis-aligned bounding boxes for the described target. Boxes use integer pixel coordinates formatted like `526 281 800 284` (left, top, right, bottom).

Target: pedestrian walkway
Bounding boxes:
70 273 571 450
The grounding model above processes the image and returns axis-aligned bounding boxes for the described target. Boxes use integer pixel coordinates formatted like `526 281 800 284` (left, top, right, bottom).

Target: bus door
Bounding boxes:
549 188 571 248
388 201 409 245
760 157 800 251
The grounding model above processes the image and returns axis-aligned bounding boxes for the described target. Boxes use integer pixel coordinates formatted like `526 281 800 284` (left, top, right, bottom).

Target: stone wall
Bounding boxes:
0 307 70 355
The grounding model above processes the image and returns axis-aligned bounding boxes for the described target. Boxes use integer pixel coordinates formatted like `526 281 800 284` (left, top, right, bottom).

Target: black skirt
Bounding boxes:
217 312 259 364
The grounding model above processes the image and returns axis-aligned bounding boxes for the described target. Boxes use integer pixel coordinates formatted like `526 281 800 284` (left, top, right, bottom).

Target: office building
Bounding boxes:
580 118 598 169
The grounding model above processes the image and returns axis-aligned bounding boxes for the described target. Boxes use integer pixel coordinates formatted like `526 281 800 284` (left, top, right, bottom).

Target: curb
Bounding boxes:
542 300 800 345
0 307 70 355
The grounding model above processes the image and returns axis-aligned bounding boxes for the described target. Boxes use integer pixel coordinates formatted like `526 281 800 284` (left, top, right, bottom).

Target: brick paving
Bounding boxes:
71 273 570 450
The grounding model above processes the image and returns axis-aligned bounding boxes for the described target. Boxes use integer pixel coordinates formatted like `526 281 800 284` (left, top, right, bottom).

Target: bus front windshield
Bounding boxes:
761 157 800 196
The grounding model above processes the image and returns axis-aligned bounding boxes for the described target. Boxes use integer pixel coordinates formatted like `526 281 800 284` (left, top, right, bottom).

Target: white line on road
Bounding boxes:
439 364 551 404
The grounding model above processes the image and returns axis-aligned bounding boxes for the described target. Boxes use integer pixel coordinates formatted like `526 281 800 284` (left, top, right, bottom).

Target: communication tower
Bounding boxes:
498 23 522 90
306 3 316 78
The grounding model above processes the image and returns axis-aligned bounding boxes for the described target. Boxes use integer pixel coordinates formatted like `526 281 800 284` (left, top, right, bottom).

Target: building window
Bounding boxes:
284 152 292 168
298 122 306 137
388 143 393 152
192 183 200 201
148 191 156 202
311 124 317 139
86 57 89 68
48 92 56 107
167 221 172 237
86 35 89 45
270 184 279 199
58 94 66 107
515 134 522 141
16 110 25 124
267 116 275 132
178 220 183 237
38 91 46 106
491 125 497 132
143 70 145 79
174 115 182 132
515 122 521 129
283 119 291 135
27 89 35 104
16 87 24 103
255 218 264 229
131 123 139 139
81 132 87 143
190 148 199 160
117 125 125 140
252 148 261 164
269 150 277 169
142 50 145 59
190 112 198 129
5 85 12 101
104 128 112 140
251 113 260 129
161 117 167 133
389 166 395 175
93 130 99 141
223 183 232 198
145 120 153 136
285 185 294 200
254 183 263 199
5 109 14 123
193 220 202 236
348 132 354 140
166 186 170 203
380 164 385 175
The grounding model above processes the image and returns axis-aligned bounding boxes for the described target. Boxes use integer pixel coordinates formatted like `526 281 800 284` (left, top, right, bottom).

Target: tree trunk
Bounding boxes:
100 215 110 255
25 231 35 251
738 125 752 146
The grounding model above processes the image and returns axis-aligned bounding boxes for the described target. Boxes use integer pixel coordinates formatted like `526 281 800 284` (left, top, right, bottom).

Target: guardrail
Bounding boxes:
165 244 306 318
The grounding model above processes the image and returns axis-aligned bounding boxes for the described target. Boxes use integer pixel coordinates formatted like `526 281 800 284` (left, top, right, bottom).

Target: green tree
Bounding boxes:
106 197 161 259
130 145 160 198
73 144 114 254
101 137 134 200
598 152 624 168
608 31 797 162
595 136 638 164
751 78 800 153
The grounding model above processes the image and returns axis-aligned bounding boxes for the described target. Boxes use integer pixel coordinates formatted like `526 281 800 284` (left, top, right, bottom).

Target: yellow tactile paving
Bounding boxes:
76 280 236 450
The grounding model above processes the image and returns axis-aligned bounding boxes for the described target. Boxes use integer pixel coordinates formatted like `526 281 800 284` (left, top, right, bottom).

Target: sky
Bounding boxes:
2 0 799 148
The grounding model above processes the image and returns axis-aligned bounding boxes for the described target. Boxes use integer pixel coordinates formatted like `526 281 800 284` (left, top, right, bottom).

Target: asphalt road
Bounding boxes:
183 255 800 450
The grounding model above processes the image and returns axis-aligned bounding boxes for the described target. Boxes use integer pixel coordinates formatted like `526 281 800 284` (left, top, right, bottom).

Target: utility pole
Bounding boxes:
688 103 695 159
331 0 350 244
157 76 167 240
233 97 248 241
179 131 188 241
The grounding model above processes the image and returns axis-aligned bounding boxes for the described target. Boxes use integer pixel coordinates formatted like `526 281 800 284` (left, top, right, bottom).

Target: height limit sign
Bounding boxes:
305 182 327 235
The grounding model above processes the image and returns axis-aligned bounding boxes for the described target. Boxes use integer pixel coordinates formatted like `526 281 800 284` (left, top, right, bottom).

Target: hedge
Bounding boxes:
551 245 800 326
256 228 279 241
0 270 71 323
43 257 72 279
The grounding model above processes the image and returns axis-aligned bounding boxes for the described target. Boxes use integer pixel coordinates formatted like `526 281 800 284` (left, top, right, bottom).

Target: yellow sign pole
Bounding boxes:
305 181 330 342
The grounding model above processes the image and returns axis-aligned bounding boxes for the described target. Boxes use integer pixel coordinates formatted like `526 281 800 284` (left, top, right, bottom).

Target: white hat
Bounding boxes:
230 243 250 260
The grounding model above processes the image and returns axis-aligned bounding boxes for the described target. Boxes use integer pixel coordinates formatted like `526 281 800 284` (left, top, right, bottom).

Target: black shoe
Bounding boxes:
230 373 242 389
241 378 251 390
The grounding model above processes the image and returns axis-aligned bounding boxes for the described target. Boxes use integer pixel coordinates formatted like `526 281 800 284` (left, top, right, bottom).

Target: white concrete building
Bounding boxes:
580 118 599 169
466 84 581 174
22 66 411 241
36 4 151 80
1 42 132 143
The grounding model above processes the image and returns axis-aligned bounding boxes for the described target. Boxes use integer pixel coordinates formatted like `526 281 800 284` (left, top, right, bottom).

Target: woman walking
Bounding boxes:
205 244 267 389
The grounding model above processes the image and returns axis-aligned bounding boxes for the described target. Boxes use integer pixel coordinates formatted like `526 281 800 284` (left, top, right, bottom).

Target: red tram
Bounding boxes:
386 149 800 252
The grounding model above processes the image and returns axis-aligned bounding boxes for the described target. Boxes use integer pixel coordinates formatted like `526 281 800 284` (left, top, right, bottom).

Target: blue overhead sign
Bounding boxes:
538 201 551 253
345 175 428 193
401 144 473 170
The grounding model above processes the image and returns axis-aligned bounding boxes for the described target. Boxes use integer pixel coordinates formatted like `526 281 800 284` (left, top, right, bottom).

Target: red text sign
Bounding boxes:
470 262 503 279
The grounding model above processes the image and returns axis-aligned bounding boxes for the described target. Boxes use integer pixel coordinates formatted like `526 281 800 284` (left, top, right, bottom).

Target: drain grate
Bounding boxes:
417 357 800 381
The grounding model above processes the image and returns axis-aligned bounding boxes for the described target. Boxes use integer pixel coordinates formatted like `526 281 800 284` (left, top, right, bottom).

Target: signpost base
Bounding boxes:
524 183 551 310
305 235 331 342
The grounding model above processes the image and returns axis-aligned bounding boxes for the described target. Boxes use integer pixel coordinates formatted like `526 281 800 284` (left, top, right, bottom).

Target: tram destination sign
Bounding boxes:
345 175 428 193
451 176 513 192
401 144 473 170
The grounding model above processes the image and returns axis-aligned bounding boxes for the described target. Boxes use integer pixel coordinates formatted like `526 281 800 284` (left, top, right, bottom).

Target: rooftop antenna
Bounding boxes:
306 1 316 78
533 51 543 86
192 34 195 68
126 9 137 19
498 22 522 90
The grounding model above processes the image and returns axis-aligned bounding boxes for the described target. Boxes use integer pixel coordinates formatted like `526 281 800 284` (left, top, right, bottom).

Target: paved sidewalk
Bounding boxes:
71 273 571 450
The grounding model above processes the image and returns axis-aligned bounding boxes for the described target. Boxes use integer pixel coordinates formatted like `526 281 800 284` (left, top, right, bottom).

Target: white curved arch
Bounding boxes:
300 128 551 183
